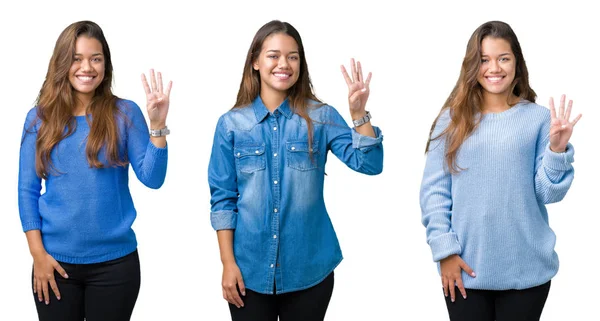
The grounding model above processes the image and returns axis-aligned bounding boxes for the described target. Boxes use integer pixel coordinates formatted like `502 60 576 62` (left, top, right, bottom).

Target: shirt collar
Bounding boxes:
252 96 293 123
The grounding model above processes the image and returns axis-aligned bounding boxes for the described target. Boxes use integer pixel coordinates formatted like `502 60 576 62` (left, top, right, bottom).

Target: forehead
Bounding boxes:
261 33 299 52
480 37 512 55
74 36 103 53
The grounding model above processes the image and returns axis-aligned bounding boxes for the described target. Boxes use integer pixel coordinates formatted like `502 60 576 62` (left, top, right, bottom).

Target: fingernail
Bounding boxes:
64 274 69 279
561 124 567 128
45 301 49 305
157 98 163 102
361 88 367 92
241 291 246 296
57 296 61 300
451 298 455 302
463 295 467 299
471 272 476 277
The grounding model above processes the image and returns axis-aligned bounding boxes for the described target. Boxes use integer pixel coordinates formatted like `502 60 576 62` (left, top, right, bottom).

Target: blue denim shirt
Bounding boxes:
208 97 383 294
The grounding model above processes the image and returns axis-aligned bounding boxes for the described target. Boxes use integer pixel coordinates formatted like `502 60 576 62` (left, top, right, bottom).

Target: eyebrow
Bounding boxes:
266 50 299 54
481 53 511 57
74 53 103 56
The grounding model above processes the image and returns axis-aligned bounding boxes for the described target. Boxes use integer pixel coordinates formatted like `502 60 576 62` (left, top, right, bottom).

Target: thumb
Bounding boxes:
53 262 69 279
237 275 246 296
460 260 476 278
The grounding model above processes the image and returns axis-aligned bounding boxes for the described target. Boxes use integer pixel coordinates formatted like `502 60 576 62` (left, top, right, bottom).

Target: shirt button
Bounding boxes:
273 235 277 239
270 264 274 268
237 152 241 156
274 208 278 213
255 150 260 154
291 146 296 150
273 127 277 131
273 153 277 157
274 180 278 184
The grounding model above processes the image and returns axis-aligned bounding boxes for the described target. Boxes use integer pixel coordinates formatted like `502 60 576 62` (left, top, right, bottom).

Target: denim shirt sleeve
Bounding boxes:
208 115 239 230
325 106 383 175
533 115 575 204
420 111 462 262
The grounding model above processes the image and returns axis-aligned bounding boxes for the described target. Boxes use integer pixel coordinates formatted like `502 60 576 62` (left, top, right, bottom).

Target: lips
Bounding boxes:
75 75 96 84
273 72 291 80
485 76 504 84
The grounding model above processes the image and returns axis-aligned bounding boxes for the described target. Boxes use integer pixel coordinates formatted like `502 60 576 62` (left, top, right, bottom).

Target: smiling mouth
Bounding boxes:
76 75 96 83
485 76 504 84
273 72 291 80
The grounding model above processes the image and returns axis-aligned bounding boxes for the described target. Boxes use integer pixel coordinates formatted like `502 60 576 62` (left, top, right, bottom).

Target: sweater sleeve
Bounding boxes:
325 105 384 175
208 115 239 230
420 110 462 262
534 116 575 204
123 100 168 189
18 108 43 232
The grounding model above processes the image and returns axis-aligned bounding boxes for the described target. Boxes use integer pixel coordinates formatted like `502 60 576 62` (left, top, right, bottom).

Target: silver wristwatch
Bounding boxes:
352 111 372 127
150 126 170 137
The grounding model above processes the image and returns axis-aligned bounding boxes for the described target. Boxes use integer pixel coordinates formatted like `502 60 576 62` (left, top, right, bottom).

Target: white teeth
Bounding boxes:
77 76 94 82
487 77 503 82
274 73 290 79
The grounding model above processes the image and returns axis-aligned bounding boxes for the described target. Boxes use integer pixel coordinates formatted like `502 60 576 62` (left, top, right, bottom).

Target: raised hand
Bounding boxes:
549 94 582 153
141 69 172 128
341 58 372 118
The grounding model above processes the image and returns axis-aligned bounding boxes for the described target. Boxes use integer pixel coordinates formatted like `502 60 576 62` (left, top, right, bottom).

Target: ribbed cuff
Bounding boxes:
429 232 462 262
22 221 41 232
543 143 574 171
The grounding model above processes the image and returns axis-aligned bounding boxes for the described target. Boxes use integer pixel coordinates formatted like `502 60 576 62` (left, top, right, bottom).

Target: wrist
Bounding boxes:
550 145 566 153
150 122 167 130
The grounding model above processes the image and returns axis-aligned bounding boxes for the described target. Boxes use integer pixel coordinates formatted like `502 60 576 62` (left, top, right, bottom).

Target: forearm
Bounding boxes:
25 230 47 259
217 229 236 265
149 120 167 148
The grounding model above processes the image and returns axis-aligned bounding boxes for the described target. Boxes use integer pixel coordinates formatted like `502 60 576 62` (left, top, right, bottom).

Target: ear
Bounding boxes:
253 61 259 71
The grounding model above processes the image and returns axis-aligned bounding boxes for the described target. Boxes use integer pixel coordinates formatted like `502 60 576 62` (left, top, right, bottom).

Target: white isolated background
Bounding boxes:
0 0 597 320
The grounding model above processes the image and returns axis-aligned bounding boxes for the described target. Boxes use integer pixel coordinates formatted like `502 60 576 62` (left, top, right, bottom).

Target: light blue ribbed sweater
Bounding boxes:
420 100 575 290
18 99 168 264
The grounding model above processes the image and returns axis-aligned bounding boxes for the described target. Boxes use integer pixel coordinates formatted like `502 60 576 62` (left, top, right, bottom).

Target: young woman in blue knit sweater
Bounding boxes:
18 21 172 321
420 21 581 321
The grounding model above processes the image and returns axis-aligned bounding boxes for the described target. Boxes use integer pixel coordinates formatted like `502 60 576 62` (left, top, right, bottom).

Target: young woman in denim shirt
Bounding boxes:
208 20 383 321
420 21 581 321
18 20 172 321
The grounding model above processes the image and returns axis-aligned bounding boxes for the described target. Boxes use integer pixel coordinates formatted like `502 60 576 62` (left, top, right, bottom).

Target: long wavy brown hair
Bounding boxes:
426 20 537 173
233 20 322 151
33 20 125 178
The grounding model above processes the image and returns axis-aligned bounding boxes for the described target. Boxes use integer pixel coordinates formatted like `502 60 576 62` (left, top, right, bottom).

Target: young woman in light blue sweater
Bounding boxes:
18 21 172 321
420 21 582 321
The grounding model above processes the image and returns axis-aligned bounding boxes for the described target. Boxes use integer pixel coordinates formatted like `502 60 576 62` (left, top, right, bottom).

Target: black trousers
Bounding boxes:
229 272 334 321
33 250 141 321
445 281 551 321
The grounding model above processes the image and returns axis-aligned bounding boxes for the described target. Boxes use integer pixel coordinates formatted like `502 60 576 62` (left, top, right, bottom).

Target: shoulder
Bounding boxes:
116 98 143 117
306 100 335 123
219 106 256 131
23 106 41 129
517 100 550 119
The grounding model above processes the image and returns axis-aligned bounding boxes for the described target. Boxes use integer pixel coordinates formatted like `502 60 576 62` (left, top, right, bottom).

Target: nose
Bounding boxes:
81 59 93 72
278 56 289 69
489 59 501 73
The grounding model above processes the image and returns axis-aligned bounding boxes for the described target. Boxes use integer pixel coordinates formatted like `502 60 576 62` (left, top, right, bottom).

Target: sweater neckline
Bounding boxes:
480 100 528 120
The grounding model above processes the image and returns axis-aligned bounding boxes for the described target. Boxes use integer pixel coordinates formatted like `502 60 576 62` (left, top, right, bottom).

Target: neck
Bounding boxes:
73 93 92 116
482 92 519 114
260 87 287 112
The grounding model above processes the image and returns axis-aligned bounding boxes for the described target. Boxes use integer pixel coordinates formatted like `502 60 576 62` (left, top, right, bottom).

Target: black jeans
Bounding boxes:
229 272 334 321
445 281 551 321
33 250 141 321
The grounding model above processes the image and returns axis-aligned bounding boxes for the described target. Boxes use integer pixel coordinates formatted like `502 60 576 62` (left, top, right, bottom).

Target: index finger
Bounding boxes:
141 74 151 95
340 65 352 87
228 287 244 308
549 97 557 120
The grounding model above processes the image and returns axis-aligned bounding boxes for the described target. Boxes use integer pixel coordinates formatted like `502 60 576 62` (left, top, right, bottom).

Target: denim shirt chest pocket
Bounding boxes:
286 141 319 171
234 143 266 174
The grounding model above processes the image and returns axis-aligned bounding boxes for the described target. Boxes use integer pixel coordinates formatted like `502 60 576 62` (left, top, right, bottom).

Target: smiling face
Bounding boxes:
68 36 105 106
253 33 300 99
477 36 516 99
